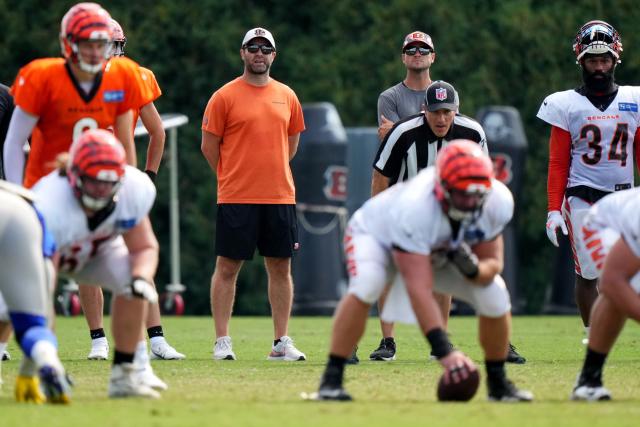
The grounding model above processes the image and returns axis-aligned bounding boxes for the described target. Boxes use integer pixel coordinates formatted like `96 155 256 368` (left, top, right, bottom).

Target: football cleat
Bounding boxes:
134 363 168 391
488 377 534 402
506 343 526 364
2 350 10 361
571 384 612 401
267 336 306 361
108 363 160 399
87 337 109 360
15 375 46 404
369 338 396 361
150 339 186 360
38 365 72 404
308 386 353 401
347 346 359 365
213 336 236 360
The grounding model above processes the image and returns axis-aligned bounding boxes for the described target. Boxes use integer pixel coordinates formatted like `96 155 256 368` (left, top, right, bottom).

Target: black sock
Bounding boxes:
147 326 164 339
274 339 281 346
321 354 347 388
485 360 506 383
113 350 134 365
90 328 106 340
580 348 608 386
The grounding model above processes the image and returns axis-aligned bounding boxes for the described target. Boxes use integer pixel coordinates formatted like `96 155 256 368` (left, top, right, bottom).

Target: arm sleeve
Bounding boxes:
3 106 38 185
547 125 571 212
377 92 400 124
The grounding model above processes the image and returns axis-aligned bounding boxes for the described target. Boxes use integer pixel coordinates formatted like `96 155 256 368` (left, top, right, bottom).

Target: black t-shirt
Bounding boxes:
0 83 15 178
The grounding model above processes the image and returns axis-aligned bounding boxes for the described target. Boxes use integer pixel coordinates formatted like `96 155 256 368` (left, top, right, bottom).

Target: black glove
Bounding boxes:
447 243 479 279
144 170 157 183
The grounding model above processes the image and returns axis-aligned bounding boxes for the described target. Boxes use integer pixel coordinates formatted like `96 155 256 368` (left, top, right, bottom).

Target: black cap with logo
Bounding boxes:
425 80 459 112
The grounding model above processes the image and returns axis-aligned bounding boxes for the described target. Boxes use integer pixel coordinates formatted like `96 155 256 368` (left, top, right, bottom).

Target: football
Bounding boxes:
437 368 480 402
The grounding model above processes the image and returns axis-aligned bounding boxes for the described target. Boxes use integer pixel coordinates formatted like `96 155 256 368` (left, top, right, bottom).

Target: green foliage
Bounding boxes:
3 0 639 313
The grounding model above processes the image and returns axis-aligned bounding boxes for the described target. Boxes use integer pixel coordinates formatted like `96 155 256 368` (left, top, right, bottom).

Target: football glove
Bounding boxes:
546 210 568 247
130 277 158 303
447 242 479 279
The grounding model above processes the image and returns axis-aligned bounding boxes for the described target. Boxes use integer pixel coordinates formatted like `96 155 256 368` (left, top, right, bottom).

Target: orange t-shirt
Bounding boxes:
202 77 305 204
132 66 162 131
12 57 154 187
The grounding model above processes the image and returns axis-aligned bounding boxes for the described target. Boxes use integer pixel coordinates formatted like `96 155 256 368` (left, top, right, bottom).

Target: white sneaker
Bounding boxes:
87 337 109 360
150 339 186 360
2 350 10 361
267 336 306 361
571 384 611 401
109 363 160 399
135 363 168 391
213 336 236 360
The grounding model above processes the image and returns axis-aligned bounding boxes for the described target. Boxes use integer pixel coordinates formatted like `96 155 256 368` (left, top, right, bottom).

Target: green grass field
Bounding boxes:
1 316 640 426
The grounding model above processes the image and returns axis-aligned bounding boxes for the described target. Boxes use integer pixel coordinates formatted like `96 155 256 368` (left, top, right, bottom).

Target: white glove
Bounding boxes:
546 210 568 247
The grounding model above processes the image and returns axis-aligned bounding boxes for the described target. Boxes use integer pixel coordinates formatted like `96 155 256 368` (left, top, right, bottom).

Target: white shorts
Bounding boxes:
344 219 511 322
62 236 133 296
563 196 597 279
578 224 640 293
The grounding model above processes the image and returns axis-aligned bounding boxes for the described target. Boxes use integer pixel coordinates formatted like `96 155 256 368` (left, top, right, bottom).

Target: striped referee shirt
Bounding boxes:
373 113 488 185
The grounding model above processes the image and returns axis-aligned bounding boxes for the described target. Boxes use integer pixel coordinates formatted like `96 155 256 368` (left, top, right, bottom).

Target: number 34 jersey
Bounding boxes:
32 166 156 273
11 57 154 188
537 86 640 192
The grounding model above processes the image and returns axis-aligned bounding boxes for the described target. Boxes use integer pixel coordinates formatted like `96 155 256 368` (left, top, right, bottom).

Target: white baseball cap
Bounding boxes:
242 27 276 49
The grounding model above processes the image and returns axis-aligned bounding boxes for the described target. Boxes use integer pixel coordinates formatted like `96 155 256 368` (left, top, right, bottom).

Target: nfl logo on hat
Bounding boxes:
435 88 448 101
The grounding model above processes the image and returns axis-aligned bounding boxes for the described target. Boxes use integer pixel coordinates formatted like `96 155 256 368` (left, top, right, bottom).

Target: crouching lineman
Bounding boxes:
571 187 640 400
311 140 532 402
32 129 165 399
0 182 71 403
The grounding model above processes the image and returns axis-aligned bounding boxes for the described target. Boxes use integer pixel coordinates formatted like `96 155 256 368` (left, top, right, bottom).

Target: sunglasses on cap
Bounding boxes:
403 46 433 56
244 44 275 54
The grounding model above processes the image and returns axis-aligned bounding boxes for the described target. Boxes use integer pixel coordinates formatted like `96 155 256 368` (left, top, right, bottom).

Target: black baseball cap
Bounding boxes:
425 81 459 112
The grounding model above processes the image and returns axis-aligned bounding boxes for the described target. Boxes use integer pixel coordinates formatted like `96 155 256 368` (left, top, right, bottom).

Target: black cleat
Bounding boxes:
317 386 353 401
347 346 359 365
506 343 526 364
488 377 533 402
369 338 396 361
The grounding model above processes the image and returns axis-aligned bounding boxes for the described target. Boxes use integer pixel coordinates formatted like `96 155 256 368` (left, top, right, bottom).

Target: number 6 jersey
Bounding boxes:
537 86 640 194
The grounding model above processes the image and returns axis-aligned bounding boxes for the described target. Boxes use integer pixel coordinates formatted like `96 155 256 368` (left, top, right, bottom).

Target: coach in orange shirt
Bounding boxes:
201 27 306 362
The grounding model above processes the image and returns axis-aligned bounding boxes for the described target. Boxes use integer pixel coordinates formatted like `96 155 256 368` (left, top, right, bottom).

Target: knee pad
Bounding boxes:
347 264 388 305
472 275 511 318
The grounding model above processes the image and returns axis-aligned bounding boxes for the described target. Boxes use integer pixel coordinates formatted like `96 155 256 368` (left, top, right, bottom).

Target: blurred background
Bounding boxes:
2 0 637 315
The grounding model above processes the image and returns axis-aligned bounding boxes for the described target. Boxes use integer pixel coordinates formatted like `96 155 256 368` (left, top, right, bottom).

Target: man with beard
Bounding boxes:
201 27 306 361
538 20 640 344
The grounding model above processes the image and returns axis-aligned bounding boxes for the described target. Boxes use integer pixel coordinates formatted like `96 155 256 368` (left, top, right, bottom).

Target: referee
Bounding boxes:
373 80 487 186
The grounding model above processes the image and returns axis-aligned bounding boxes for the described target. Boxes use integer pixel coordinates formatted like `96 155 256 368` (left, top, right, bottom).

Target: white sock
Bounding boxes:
31 341 62 370
0 342 7 357
150 336 166 346
584 326 590 337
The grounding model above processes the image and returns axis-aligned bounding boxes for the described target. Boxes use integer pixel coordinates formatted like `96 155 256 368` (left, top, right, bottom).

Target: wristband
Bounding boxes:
426 328 453 359
144 170 157 183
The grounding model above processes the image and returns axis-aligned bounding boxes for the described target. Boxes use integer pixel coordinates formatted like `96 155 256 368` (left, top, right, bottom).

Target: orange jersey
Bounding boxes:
202 77 305 204
131 66 162 131
11 57 154 187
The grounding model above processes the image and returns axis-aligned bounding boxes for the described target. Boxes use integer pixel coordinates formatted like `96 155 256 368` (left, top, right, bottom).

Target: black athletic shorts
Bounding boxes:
215 204 299 260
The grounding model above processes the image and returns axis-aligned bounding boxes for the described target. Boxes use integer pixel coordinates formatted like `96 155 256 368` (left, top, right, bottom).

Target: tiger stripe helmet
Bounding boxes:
60 3 113 73
573 20 622 64
435 140 493 221
110 18 127 57
68 129 126 211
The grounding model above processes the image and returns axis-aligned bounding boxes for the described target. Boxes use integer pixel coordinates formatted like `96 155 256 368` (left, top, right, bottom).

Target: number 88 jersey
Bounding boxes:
537 86 640 192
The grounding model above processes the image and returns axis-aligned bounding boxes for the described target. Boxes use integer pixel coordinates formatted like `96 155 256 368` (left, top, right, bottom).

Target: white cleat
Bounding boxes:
571 384 612 401
135 363 168 391
267 336 306 361
109 363 160 399
150 340 186 360
213 336 236 360
2 350 10 361
87 337 109 360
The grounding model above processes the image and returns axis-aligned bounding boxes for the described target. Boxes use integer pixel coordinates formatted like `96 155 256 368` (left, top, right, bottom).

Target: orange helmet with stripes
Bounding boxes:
68 129 126 210
110 18 127 57
435 140 493 221
60 3 113 73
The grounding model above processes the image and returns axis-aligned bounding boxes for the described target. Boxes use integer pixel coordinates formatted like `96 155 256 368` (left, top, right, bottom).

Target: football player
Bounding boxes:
32 129 165 398
571 186 640 400
310 141 532 402
2 2 154 188
77 17 184 363
537 20 640 343
0 181 71 404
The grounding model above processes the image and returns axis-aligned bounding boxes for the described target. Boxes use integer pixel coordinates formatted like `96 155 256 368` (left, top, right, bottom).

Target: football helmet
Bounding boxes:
67 129 126 211
110 18 127 57
573 20 622 64
60 3 113 73
435 140 493 222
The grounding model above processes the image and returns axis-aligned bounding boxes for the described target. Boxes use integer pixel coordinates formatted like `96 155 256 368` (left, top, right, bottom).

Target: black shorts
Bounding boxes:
215 204 299 260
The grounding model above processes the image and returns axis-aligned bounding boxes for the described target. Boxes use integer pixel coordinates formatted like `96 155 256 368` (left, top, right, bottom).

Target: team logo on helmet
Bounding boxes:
60 3 113 73
573 20 623 64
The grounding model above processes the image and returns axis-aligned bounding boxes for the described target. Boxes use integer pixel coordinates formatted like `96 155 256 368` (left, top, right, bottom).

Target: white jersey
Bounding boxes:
537 86 640 192
32 166 156 273
352 167 514 255
585 187 640 257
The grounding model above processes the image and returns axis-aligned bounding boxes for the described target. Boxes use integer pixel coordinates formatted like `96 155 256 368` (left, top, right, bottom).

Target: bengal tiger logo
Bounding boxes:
491 153 513 184
323 166 348 201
